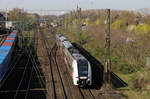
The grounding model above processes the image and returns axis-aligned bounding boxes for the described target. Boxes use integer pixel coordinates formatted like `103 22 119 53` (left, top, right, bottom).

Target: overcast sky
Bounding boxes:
0 0 150 11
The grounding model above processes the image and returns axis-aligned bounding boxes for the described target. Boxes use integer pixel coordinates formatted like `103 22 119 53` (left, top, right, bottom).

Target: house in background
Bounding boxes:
0 13 6 28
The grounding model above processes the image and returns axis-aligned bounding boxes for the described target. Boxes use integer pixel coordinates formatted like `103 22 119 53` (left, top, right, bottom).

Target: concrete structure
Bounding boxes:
5 21 13 29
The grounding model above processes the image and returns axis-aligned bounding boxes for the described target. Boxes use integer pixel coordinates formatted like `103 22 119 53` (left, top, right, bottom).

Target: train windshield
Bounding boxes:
77 60 88 77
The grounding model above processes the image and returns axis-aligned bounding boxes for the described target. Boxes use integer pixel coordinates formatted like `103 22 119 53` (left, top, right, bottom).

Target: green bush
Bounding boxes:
90 46 105 62
91 46 104 56
133 24 150 35
131 71 150 90
111 20 126 30
80 32 89 44
126 24 136 32
111 56 136 74
95 18 102 26
73 31 89 45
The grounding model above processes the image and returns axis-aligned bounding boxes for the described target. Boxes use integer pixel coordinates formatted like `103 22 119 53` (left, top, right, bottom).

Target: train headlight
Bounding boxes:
86 80 90 84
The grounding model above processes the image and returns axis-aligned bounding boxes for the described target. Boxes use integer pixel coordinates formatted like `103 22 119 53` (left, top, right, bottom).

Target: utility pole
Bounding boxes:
64 13 67 32
70 11 72 34
77 5 82 44
21 8 25 49
5 8 8 21
104 9 111 92
5 8 8 34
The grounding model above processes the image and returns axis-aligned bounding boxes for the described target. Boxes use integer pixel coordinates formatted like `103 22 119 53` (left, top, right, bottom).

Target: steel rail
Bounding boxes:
24 65 33 99
88 89 96 99
26 29 46 90
24 28 38 99
52 46 67 99
40 27 67 99
26 45 46 93
14 28 34 99
78 88 85 99
13 55 30 99
55 48 75 99
39 29 57 99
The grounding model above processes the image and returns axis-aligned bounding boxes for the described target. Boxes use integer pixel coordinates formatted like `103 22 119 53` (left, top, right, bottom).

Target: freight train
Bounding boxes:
0 30 18 82
56 34 92 87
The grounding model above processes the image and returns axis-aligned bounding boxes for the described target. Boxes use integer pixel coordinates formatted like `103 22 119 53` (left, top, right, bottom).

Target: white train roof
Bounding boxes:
68 47 79 54
59 36 67 42
72 53 86 60
63 41 73 49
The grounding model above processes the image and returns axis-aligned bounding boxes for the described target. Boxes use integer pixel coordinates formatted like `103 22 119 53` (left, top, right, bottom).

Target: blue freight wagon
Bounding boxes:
0 30 18 82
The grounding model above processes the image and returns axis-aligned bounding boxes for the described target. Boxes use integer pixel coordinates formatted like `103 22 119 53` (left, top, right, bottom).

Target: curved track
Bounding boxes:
40 27 67 99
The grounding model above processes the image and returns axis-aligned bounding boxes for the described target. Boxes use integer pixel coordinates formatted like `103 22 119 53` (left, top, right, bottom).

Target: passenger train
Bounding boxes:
56 34 92 87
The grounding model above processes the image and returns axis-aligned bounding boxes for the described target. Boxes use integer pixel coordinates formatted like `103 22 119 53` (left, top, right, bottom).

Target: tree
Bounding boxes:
8 8 22 21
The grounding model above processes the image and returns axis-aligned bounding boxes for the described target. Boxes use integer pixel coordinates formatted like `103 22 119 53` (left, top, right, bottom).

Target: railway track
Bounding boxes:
0 28 47 99
39 30 57 99
12 28 37 99
40 27 68 99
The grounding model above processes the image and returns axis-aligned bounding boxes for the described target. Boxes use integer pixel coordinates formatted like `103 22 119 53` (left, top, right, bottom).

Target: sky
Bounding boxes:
0 0 150 11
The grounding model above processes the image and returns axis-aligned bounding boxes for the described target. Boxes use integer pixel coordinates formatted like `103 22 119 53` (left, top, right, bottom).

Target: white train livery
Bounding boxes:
56 34 92 87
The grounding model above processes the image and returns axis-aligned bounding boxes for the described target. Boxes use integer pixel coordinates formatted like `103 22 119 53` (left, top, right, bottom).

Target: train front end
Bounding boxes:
72 55 92 87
